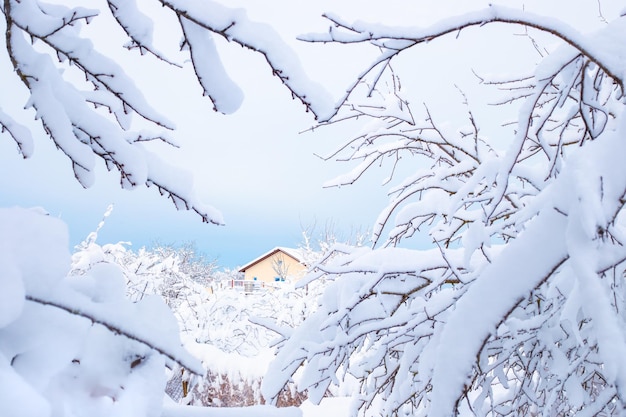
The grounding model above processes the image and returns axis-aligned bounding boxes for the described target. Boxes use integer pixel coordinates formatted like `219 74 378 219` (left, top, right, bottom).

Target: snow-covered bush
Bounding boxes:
71 208 215 336
191 281 326 354
176 278 330 407
0 207 200 417
69 212 331 408
180 343 308 408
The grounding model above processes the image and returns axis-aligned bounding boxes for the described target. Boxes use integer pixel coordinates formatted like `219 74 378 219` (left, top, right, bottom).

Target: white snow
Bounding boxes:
179 16 244 114
0 207 200 417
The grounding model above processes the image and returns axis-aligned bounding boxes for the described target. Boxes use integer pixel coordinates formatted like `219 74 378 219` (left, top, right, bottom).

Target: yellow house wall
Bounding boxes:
243 251 306 283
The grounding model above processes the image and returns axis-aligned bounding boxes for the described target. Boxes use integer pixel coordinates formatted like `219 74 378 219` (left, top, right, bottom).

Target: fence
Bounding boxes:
229 280 268 294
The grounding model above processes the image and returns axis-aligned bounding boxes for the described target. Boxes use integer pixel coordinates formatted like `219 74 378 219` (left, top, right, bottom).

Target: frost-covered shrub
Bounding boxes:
177 280 329 407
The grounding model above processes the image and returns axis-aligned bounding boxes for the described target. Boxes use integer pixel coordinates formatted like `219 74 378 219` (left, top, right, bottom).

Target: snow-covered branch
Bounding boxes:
302 5 625 121
159 0 334 119
107 0 181 66
1 0 335 224
25 294 202 374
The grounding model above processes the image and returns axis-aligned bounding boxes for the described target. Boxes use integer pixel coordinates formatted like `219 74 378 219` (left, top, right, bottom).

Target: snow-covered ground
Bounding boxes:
300 398 352 417
161 397 352 417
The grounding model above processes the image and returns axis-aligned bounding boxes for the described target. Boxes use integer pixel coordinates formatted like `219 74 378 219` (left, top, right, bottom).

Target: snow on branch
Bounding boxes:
160 0 335 120
0 108 33 158
178 14 244 114
8 1 176 130
25 294 203 375
148 178 224 226
107 0 182 66
300 5 626 121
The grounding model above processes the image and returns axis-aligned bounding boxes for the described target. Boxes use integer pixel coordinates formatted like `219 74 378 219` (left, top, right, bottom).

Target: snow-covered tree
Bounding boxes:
0 0 332 225
263 3 626 417
71 225 215 332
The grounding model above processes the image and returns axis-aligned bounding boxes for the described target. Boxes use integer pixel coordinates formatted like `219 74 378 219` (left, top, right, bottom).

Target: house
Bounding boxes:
238 247 307 284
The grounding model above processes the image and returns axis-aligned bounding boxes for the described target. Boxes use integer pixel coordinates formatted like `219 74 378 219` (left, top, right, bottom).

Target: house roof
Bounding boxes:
238 247 305 272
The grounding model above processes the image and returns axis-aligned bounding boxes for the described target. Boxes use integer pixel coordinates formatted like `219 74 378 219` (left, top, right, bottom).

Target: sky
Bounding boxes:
0 0 618 269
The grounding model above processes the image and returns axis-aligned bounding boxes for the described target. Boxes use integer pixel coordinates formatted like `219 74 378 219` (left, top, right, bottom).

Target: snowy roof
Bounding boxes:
238 247 305 272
